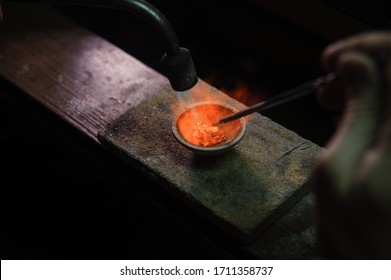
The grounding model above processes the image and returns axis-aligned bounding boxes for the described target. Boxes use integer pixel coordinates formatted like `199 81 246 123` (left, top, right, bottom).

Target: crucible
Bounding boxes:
172 101 246 155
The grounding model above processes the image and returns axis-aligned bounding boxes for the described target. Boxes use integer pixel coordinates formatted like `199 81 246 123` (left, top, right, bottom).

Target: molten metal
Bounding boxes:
176 102 243 147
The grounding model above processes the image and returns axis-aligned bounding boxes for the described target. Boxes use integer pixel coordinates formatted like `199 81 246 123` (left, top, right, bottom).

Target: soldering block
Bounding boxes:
98 80 323 244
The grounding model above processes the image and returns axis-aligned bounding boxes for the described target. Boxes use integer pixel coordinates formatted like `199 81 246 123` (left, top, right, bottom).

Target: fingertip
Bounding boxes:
337 51 377 86
321 44 335 72
316 77 345 112
321 38 350 72
321 31 391 73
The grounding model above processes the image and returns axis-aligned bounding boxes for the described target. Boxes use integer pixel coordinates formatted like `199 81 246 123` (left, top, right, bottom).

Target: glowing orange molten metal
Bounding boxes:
176 103 243 147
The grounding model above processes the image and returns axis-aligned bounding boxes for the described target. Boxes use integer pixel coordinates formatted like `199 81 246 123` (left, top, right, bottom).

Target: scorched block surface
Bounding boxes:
98 79 323 243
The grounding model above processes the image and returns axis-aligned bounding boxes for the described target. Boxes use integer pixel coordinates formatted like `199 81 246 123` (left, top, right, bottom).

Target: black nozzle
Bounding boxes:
161 48 198 91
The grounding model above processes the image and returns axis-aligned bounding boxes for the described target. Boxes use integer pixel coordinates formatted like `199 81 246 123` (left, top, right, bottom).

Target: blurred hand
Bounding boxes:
312 31 391 259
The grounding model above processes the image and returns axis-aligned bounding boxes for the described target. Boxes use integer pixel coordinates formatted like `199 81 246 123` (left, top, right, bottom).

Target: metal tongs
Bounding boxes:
212 73 336 126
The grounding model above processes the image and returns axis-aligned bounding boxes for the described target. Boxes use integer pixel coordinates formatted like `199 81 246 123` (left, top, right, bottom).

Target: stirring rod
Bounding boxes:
212 73 336 126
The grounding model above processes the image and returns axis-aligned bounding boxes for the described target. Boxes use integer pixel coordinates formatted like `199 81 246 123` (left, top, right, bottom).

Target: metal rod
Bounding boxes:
213 73 336 126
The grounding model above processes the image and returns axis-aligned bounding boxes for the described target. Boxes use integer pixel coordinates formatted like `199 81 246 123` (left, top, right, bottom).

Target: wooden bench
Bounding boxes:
0 2 322 259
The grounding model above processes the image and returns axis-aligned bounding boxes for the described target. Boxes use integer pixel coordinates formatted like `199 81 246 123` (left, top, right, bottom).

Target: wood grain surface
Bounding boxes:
0 2 321 259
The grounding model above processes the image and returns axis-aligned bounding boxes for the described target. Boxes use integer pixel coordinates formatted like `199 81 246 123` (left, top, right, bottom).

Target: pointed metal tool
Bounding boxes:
212 73 336 126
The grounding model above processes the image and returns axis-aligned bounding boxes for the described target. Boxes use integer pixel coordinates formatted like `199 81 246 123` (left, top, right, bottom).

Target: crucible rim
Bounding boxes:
172 101 247 156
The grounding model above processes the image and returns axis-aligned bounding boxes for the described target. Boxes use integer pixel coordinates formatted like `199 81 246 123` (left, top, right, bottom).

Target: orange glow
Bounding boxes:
222 80 263 106
172 79 248 148
176 103 242 147
203 73 264 106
